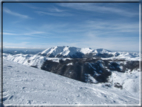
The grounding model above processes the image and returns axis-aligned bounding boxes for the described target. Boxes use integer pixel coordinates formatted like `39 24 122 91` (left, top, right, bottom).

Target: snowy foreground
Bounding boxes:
3 59 140 106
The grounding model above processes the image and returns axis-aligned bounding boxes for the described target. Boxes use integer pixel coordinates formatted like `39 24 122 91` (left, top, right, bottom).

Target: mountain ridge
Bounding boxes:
38 46 139 59
3 46 140 86
38 46 113 58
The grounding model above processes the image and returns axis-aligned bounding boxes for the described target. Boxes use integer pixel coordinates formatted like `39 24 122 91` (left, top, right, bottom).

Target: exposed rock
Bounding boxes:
41 58 139 83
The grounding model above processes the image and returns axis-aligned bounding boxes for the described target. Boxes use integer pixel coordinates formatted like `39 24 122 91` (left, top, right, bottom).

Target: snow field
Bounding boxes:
3 59 140 105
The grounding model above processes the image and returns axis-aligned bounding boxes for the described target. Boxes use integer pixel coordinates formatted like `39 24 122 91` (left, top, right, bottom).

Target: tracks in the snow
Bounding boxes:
0 89 13 102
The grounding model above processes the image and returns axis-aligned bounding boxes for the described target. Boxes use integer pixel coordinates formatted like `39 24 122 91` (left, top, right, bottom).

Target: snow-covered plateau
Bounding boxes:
2 46 141 106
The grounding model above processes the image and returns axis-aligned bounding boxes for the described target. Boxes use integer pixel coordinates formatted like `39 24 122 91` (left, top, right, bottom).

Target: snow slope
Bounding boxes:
3 59 140 106
3 53 72 69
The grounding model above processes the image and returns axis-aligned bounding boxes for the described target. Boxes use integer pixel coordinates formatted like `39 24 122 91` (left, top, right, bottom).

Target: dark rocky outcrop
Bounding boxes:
114 82 123 89
40 58 139 83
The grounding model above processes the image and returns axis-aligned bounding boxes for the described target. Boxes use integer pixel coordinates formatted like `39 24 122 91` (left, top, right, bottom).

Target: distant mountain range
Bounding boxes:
3 46 140 84
38 46 113 58
3 48 44 55
38 46 139 59
3 46 139 67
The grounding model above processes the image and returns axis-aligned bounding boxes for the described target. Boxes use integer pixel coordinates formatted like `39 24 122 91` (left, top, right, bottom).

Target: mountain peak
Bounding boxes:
38 46 139 59
39 46 114 58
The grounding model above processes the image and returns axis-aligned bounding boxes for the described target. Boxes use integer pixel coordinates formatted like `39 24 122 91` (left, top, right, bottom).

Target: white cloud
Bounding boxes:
3 31 69 39
3 8 30 19
3 32 16 35
58 3 138 17
3 31 45 36
48 7 65 12
35 11 73 16
23 3 70 16
36 18 138 35
82 20 139 33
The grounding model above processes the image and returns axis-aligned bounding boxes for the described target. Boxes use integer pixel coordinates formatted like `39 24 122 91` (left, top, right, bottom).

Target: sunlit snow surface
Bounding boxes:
3 59 140 106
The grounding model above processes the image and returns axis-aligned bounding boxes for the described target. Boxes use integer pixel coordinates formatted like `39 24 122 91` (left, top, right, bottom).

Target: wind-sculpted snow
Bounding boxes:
3 59 140 105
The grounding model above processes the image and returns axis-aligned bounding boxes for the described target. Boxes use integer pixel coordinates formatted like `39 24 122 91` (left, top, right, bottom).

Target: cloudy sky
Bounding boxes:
3 3 139 51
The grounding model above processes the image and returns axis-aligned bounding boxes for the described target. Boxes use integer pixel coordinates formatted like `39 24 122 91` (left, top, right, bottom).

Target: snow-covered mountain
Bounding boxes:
38 46 139 59
3 46 140 83
3 46 139 69
39 46 92 58
3 46 140 84
38 46 112 58
2 47 141 105
3 59 140 105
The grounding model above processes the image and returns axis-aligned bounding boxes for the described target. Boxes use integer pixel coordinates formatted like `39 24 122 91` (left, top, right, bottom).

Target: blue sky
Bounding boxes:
3 3 139 51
